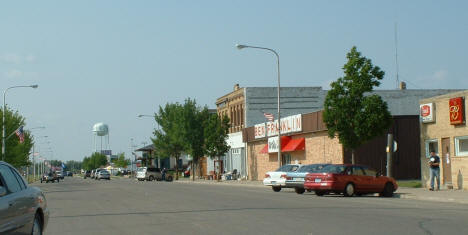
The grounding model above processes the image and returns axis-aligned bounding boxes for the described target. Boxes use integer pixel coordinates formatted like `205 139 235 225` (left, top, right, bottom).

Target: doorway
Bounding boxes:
442 138 453 187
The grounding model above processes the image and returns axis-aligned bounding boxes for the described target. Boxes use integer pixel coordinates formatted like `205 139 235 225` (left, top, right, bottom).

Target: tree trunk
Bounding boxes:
351 149 355 164
217 156 222 182
175 155 179 180
191 160 195 181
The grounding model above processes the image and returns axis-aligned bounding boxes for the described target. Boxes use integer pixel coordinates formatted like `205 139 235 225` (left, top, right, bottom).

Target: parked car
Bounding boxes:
304 164 398 197
0 161 49 234
263 164 301 192
286 164 330 194
91 169 103 179
83 170 91 179
66 171 73 177
137 167 162 181
96 170 111 180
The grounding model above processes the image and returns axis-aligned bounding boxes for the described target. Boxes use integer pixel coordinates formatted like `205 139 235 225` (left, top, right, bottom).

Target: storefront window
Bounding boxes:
281 154 291 165
425 139 438 158
455 136 468 156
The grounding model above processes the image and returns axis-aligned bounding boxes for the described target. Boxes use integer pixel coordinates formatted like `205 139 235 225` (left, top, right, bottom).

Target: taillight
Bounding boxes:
265 174 270 178
280 174 287 179
286 177 292 180
325 174 335 181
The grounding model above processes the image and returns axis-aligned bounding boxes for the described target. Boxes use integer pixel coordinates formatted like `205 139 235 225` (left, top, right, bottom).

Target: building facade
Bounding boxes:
419 90 468 190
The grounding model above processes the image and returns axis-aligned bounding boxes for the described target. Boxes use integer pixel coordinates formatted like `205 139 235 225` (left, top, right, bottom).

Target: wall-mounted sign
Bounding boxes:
254 123 266 139
449 97 465 125
268 136 279 153
254 114 302 139
420 103 435 123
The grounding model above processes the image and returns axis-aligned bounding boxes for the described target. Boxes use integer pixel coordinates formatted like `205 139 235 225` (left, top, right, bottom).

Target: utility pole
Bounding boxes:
386 134 393 177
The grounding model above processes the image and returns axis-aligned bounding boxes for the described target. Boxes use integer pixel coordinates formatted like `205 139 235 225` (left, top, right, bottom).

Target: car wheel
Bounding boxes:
306 189 313 192
343 183 355 197
272 186 281 192
149 176 154 181
380 182 394 197
315 191 325 196
295 187 306 194
166 175 173 182
31 213 42 235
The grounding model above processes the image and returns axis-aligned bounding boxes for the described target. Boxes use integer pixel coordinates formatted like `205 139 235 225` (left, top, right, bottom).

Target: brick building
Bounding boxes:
419 90 468 190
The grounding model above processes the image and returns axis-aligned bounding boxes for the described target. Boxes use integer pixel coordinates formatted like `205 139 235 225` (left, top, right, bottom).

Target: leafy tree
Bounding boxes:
323 46 392 164
204 113 230 181
0 107 33 168
113 153 130 168
82 152 108 170
152 103 185 180
65 160 82 172
181 99 210 181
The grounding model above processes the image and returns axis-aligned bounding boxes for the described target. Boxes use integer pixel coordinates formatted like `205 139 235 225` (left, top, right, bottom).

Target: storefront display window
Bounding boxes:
455 136 468 156
425 139 438 158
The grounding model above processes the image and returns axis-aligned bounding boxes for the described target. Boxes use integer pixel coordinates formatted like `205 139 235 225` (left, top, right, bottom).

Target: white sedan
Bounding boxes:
263 164 301 192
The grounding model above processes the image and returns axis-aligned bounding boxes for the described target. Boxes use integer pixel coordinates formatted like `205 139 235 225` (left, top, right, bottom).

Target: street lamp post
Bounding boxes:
236 44 282 168
2 85 38 161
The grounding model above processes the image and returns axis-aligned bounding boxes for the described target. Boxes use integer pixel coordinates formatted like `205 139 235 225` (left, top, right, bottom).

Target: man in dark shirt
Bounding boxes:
429 151 440 191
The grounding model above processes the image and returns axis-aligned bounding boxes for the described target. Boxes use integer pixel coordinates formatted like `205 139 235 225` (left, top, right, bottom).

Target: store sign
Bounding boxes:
449 97 465 125
254 123 266 139
254 114 302 139
420 103 435 123
268 137 279 153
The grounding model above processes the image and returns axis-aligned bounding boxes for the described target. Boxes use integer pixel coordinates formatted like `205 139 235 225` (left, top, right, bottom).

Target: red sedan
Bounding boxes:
304 164 398 197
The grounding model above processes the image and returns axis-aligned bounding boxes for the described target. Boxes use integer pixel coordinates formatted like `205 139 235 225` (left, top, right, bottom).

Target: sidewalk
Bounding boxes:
175 178 468 204
396 187 468 204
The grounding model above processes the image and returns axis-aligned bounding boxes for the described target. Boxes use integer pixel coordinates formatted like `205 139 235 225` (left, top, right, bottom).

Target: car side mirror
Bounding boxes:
376 172 380 177
0 186 7 197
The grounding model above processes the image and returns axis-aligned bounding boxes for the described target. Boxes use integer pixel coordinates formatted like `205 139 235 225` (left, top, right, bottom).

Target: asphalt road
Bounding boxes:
34 177 468 235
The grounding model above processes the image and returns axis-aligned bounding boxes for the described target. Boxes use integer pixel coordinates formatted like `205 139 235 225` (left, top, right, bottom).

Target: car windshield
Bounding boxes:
319 165 346 174
297 164 328 173
137 167 147 172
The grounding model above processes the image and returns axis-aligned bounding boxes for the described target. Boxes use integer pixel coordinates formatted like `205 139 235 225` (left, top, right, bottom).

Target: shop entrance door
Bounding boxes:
442 137 453 187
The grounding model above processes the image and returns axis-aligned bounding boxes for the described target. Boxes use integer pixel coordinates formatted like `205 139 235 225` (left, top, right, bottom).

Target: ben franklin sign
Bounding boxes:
449 97 465 125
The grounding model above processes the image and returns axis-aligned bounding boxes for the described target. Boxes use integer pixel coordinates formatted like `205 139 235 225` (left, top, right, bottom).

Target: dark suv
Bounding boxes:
83 170 91 179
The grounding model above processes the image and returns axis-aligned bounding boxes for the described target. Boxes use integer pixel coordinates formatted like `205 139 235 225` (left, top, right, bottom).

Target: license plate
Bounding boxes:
271 181 277 185
315 178 322 183
294 178 304 181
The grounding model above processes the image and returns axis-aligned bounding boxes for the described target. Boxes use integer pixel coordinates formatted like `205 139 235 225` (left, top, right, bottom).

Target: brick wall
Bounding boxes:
247 131 344 181
420 91 468 190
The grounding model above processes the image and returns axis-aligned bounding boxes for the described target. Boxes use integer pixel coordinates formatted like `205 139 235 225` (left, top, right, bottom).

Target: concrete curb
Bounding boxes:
174 179 265 188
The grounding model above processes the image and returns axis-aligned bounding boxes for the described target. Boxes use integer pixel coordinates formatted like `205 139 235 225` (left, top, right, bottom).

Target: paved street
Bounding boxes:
35 177 468 235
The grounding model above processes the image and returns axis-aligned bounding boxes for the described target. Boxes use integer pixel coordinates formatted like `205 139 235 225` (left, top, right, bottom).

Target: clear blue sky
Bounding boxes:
1 1 467 161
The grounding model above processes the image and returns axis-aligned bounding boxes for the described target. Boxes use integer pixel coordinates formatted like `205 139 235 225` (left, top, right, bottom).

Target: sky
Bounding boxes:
1 1 467 162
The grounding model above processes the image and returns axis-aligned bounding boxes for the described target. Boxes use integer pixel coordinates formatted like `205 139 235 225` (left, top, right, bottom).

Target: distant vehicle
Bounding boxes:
285 164 330 194
83 170 91 179
96 170 111 180
57 171 64 179
66 171 73 177
304 164 398 197
263 164 301 192
0 161 49 234
137 167 162 181
40 171 59 183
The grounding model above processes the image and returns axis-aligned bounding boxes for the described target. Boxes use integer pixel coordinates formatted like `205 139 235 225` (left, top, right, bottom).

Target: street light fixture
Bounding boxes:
2 85 39 161
236 44 282 168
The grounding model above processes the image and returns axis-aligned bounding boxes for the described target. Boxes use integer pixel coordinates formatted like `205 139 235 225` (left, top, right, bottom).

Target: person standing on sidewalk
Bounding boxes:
429 150 440 191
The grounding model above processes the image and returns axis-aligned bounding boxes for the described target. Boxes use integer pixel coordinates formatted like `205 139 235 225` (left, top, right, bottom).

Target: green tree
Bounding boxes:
323 46 392 164
204 113 230 181
152 102 186 180
113 153 130 168
181 99 210 181
0 107 33 168
82 152 108 170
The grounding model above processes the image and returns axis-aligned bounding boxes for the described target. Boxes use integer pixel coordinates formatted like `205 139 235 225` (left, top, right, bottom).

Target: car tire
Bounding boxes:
306 189 313 192
380 182 394 197
315 191 325 196
149 176 154 181
31 213 42 235
343 183 355 197
272 186 281 192
166 175 173 182
295 187 305 194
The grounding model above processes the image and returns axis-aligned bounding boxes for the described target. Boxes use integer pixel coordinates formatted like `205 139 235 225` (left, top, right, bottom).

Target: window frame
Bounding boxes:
455 136 468 157
425 139 439 158
0 164 23 194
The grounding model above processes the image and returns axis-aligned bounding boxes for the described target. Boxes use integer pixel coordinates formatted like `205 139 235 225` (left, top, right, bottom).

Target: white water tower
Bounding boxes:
92 122 109 153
